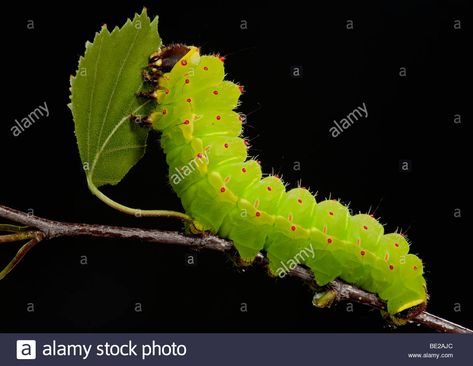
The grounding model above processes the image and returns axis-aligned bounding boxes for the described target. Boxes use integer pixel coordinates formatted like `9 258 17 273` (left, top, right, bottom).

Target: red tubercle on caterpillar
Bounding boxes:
216 115 221 120
297 198 303 204
239 85 245 93
327 237 333 245
360 250 366 256
241 167 247 173
413 265 418 271
394 242 400 248
196 153 203 159
186 98 192 103
185 79 190 84
220 186 226 193
243 139 249 146
267 186 272 191
213 90 219 95
255 211 261 217
224 143 229 148
219 56 225 62
291 225 297 232
181 59 188 66
203 66 209 71
363 225 368 230
329 211 334 216
183 120 190 125
389 264 394 271
165 89 170 95
162 109 167 115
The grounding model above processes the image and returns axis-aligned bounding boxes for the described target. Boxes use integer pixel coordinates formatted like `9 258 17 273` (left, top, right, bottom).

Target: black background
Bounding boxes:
0 0 470 332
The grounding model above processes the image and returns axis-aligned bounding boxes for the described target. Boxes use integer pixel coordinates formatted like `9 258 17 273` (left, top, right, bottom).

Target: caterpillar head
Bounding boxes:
149 44 193 72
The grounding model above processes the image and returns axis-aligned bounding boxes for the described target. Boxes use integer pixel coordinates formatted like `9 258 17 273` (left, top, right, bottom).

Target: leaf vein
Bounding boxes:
102 144 147 156
89 99 150 178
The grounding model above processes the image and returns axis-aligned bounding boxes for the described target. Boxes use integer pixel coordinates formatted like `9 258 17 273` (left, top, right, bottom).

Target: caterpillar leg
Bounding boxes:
142 66 162 85
186 219 206 235
381 301 427 326
129 114 152 127
312 288 337 309
137 67 161 99
136 89 158 100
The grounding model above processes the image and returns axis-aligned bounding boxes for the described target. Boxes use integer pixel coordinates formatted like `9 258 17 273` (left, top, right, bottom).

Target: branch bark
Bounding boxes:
0 204 471 334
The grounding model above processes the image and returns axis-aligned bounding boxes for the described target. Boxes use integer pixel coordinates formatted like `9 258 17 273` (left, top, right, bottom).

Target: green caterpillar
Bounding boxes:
136 44 427 316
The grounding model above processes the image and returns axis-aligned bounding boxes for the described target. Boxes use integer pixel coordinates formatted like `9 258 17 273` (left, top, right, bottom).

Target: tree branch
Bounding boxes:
0 204 471 334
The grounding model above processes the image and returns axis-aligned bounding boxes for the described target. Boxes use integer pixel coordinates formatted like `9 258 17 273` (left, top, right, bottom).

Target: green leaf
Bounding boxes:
70 9 160 188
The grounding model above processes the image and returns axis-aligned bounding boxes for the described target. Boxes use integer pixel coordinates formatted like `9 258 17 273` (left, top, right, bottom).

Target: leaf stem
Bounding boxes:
86 177 192 221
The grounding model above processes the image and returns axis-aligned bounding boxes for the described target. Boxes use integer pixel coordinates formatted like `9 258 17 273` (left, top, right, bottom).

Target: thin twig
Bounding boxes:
0 231 41 243
0 232 44 280
0 204 471 334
